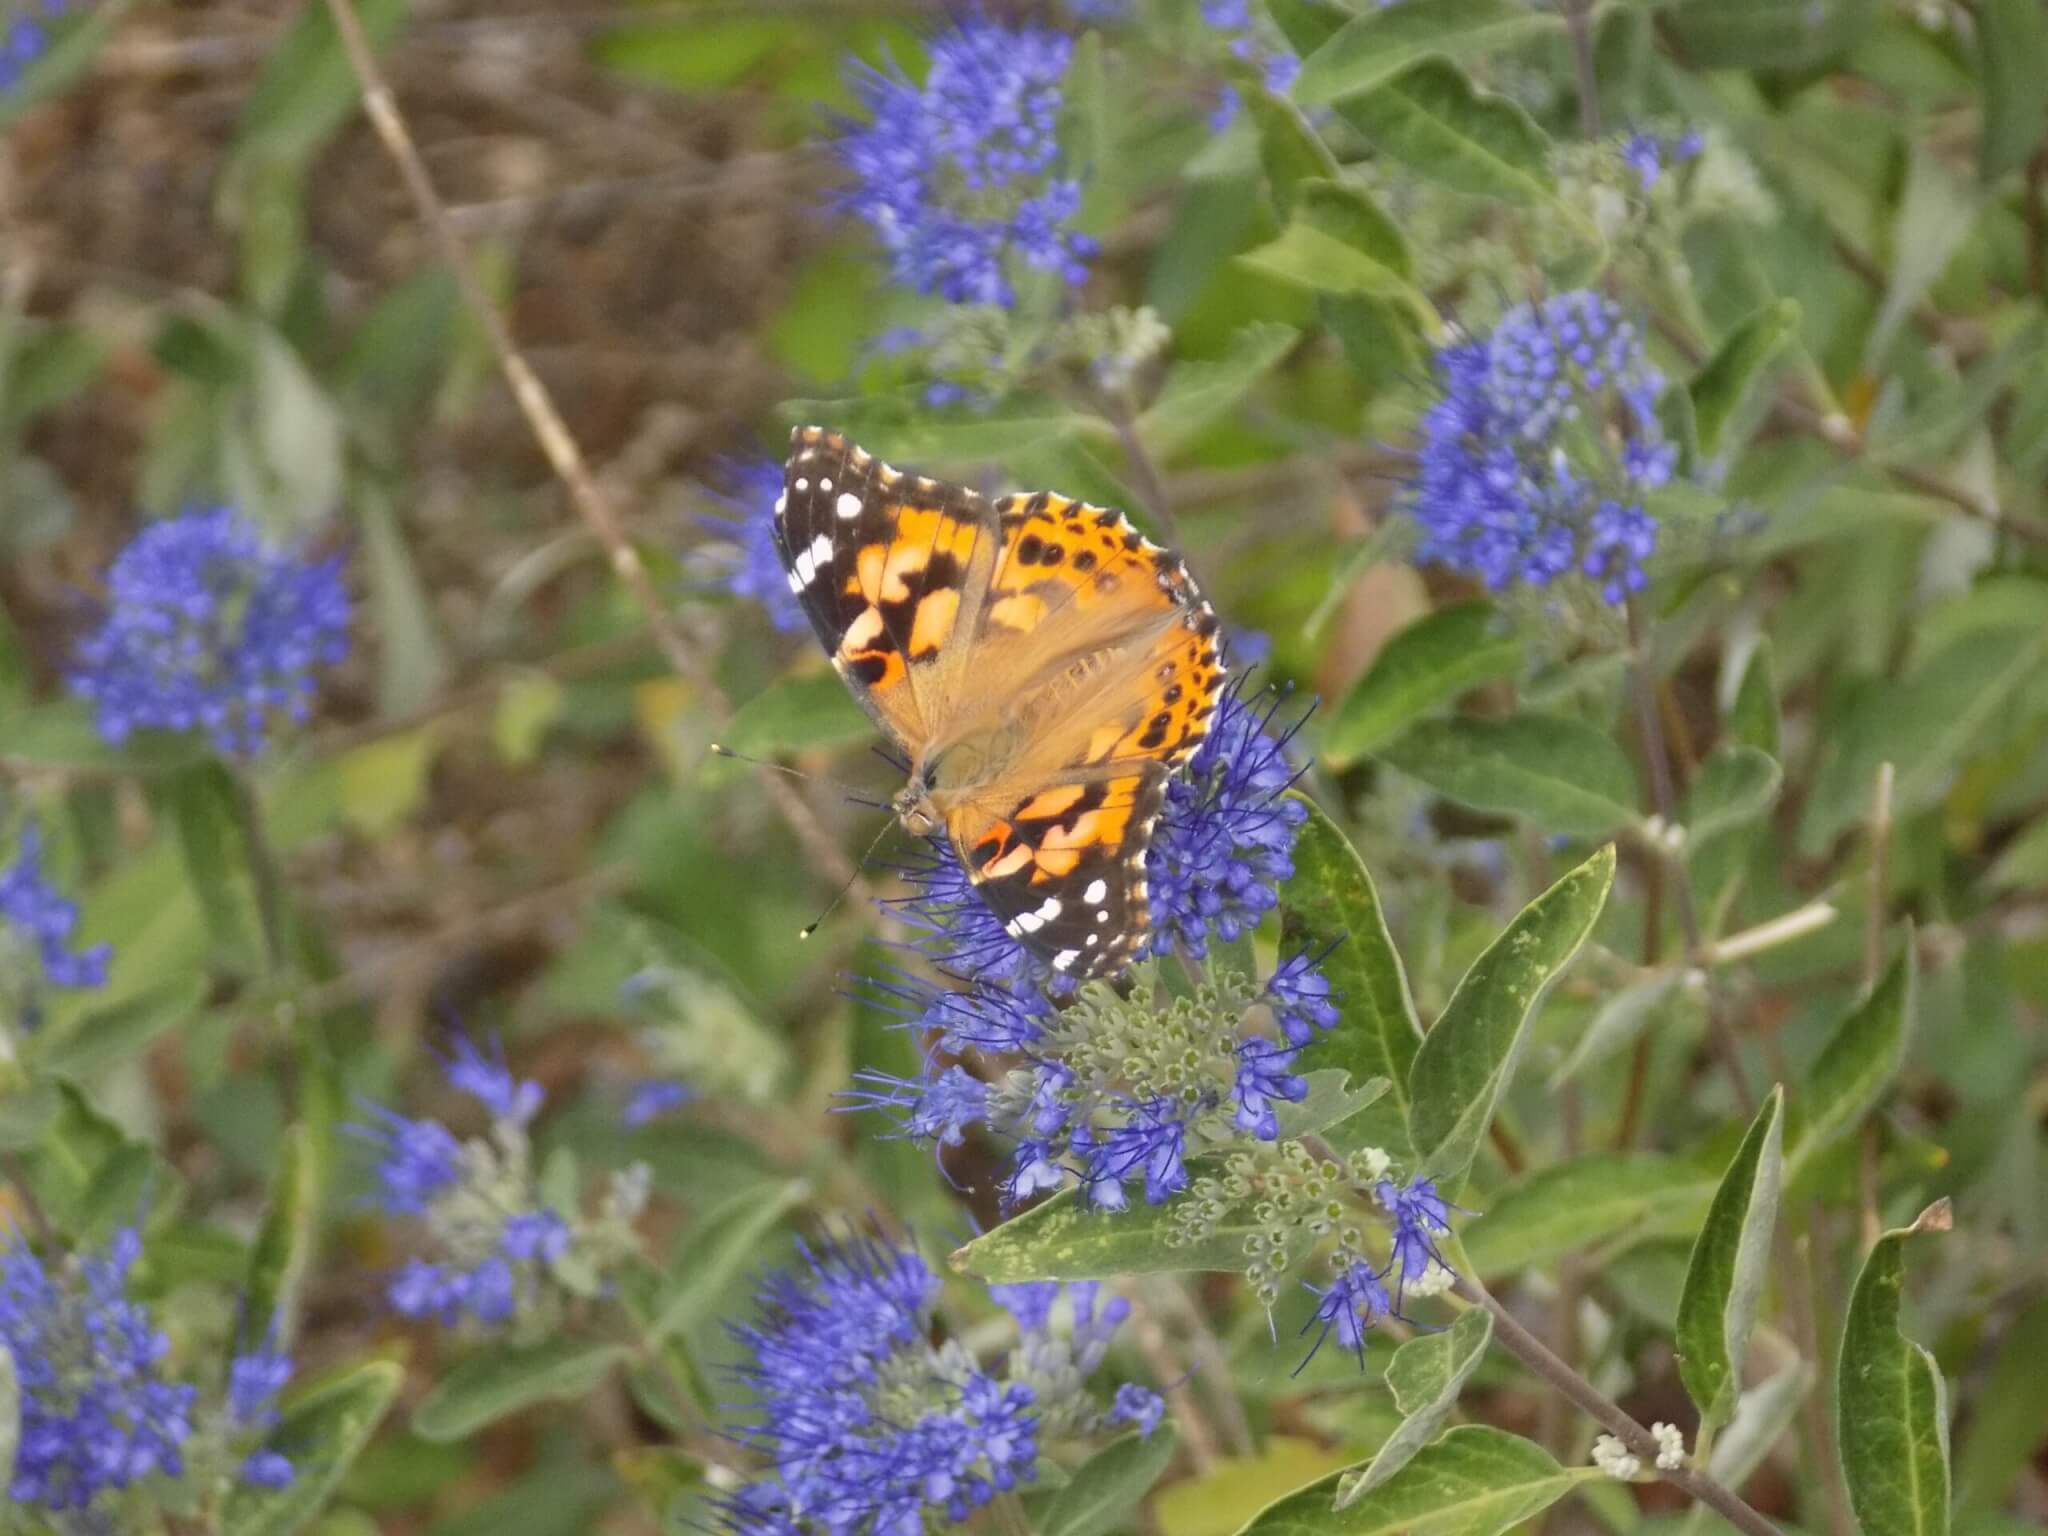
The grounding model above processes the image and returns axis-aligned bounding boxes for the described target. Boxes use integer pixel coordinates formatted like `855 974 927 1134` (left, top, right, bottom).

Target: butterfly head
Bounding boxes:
891 778 942 838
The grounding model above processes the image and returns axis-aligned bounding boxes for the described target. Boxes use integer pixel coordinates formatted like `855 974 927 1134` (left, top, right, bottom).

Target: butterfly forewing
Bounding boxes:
775 426 1226 980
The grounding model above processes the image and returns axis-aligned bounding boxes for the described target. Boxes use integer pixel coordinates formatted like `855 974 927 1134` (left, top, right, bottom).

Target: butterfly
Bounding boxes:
772 426 1227 980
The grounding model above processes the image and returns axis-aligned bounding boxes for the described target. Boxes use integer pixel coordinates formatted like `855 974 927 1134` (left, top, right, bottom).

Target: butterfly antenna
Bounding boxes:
800 816 899 941
708 742 871 803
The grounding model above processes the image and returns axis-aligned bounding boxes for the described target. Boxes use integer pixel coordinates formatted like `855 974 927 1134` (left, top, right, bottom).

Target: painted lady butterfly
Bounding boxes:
774 426 1227 979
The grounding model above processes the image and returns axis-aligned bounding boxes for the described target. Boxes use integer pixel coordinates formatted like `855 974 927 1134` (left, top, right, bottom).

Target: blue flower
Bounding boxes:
622 1077 693 1127
1145 683 1310 960
1299 1260 1392 1371
443 1035 544 1126
1377 1176 1454 1302
723 1235 1145 1536
1110 1381 1166 1436
1231 1039 1307 1140
1201 0 1298 127
1087 1099 1192 1208
500 1210 571 1264
0 0 66 93
890 845 1056 993
834 17 1095 307
1623 132 1663 188
700 460 809 634
226 1345 292 1428
1406 291 1675 604
239 1450 295 1489
1 818 110 1000
0 1228 198 1512
1265 949 1339 1046
351 1103 464 1216
69 507 350 757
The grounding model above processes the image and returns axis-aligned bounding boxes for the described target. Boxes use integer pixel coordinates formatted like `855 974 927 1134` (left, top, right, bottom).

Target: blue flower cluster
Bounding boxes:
857 684 1340 1211
1301 1176 1456 1369
723 1235 1158 1536
1623 128 1704 191
1201 0 1300 128
1407 291 1677 605
70 507 351 756
1143 686 1309 961
1 818 110 1008
835 18 1095 307
0 0 65 92
701 459 809 634
0 1228 294 1513
352 1038 637 1329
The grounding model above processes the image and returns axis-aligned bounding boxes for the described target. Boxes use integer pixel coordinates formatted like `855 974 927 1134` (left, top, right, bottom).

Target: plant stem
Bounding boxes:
1565 0 1601 139
319 0 867 903
1450 1275 1785 1536
1624 602 1757 1115
228 766 288 974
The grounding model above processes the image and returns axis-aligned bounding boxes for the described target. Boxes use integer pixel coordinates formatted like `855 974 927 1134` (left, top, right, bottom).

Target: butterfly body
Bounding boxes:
773 426 1226 979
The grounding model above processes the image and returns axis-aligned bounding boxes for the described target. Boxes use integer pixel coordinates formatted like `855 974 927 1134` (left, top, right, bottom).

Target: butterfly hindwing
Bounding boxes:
947 768 1169 978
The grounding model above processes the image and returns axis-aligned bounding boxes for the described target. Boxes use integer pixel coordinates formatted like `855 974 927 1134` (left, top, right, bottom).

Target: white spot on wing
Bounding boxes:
1083 879 1107 905
808 532 833 569
794 477 809 492
836 492 862 520
1052 948 1081 971
773 493 786 516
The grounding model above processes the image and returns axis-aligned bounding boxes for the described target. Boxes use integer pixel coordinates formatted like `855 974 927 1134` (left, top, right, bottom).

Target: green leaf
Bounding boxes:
1237 184 1431 333
1689 299 1798 463
242 1125 320 1352
1955 1294 2048 1515
1867 141 1981 369
1979 0 2048 181
1547 969 1699 1090
1407 845 1615 1184
952 1171 1302 1282
1236 1426 1586 1536
493 672 566 766
1664 0 1875 71
1987 817 2048 892
157 762 264 967
1379 716 1637 838
1837 1202 1953 1536
1041 1426 1181 1536
2 699 207 773
220 1361 403 1536
1709 1363 1815 1491
1460 1155 1713 1277
1337 1310 1493 1503
1335 59 1554 206
337 728 442 838
1137 323 1299 460
637 1179 810 1342
1323 605 1523 766
34 979 207 1080
1787 944 1916 1182
1294 0 1560 106
1682 746 1782 848
1800 625 2048 852
1728 642 1780 758
411 1340 629 1442
1675 1086 1785 1426
227 0 411 175
1281 796 1423 1159
720 667 875 757
357 482 452 717
1247 92 1340 218
1264 0 1353 58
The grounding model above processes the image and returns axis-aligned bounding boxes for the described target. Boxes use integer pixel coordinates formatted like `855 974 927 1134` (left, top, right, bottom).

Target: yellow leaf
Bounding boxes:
1155 1437 1357 1536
